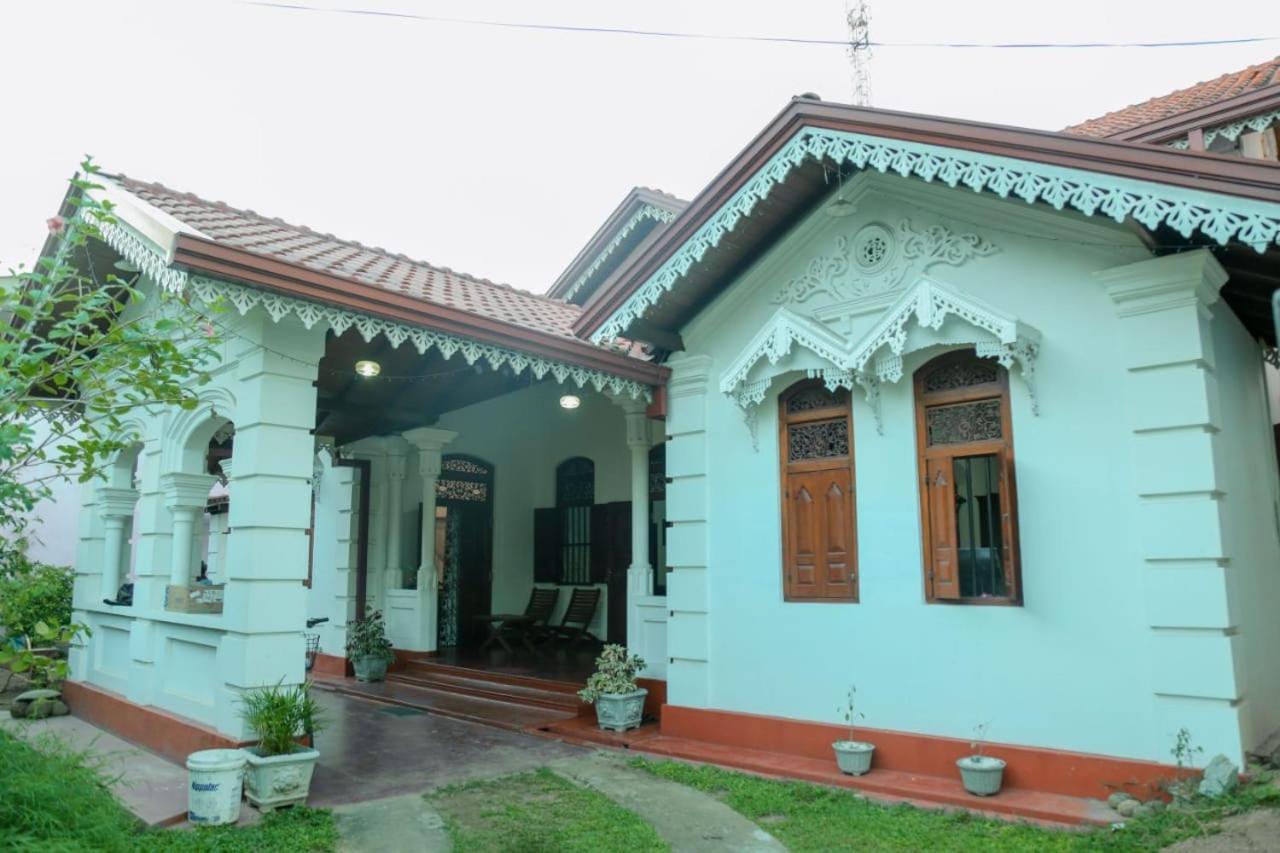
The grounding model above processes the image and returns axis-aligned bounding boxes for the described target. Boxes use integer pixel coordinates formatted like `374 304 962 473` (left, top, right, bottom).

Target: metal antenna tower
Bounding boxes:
846 1 872 106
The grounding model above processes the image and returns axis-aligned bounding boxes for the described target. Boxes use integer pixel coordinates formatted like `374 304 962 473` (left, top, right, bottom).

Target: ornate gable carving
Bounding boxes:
721 277 1040 443
773 219 997 307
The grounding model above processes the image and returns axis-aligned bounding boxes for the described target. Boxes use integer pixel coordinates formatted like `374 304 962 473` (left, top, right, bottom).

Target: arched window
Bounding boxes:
778 380 857 602
915 350 1021 604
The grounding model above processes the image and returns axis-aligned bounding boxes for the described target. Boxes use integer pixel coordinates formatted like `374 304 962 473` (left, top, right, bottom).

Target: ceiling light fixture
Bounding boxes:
354 359 381 378
559 394 582 410
825 196 856 217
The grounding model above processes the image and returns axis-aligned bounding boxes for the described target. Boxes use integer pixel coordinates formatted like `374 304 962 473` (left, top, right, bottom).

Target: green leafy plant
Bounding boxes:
345 608 394 662
837 684 865 742
239 680 325 757
0 557 73 640
578 644 645 704
1170 727 1204 769
0 621 90 689
0 157 219 555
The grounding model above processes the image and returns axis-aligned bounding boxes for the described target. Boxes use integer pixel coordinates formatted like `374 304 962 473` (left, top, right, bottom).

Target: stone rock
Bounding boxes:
1198 754 1240 798
1108 792 1136 810
9 689 69 719
1116 798 1142 818
1137 801 1166 818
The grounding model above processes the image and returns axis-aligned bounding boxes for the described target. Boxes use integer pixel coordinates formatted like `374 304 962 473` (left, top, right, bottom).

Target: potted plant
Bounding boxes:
346 608 394 682
956 721 1006 796
240 680 324 811
578 644 647 732
832 684 874 775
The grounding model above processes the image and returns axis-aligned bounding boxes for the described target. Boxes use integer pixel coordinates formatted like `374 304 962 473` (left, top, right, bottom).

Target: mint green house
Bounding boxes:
55 86 1280 799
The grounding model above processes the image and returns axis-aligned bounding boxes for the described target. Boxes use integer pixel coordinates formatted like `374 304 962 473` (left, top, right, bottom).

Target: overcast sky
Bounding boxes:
2 0 1276 292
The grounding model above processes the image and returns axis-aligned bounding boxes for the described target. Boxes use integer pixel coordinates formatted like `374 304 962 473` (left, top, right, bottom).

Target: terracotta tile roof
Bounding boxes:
1064 56 1280 138
108 174 586 339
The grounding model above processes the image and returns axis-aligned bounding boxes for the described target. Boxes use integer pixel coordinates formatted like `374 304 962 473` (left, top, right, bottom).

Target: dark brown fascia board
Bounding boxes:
546 188 688 300
1109 84 1280 144
573 98 1280 338
171 234 668 386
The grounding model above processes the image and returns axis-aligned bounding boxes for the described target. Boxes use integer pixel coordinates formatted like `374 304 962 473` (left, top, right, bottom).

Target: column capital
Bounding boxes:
1097 249 1229 317
160 472 217 510
402 427 457 479
95 486 139 519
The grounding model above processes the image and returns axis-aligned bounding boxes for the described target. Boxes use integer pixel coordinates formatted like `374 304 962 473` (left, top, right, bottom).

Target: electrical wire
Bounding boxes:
241 1 1278 50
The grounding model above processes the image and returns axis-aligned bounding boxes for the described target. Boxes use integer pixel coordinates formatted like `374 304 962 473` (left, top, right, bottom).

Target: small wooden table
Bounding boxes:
474 614 536 653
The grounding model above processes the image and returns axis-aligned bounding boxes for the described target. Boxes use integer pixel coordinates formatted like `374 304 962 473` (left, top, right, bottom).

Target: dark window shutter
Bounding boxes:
534 508 560 584
589 504 610 583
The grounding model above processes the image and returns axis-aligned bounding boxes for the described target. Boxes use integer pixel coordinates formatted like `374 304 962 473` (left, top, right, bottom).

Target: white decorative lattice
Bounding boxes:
593 125 1280 342
774 218 997 305
720 277 1040 438
562 205 677 302
84 213 652 401
1167 109 1280 151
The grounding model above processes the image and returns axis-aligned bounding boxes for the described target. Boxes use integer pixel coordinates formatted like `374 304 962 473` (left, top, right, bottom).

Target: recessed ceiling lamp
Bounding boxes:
825 195 856 217
559 394 582 410
354 359 381 378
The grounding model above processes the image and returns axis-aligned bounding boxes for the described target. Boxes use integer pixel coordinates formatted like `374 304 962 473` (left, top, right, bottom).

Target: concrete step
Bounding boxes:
316 676 577 733
388 669 583 713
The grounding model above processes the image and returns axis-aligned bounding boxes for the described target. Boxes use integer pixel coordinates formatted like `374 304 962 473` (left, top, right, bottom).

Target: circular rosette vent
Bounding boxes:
852 224 895 274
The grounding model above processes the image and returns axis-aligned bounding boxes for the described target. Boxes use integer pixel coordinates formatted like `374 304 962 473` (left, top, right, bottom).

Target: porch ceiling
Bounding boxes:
315 328 546 444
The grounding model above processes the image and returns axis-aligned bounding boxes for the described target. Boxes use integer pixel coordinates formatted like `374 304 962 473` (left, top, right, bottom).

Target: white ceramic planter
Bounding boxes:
594 688 648 732
832 740 875 776
242 746 320 811
956 755 1006 796
353 655 389 682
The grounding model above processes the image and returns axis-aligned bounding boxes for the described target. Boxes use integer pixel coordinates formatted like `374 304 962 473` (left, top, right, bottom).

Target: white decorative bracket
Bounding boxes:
720 277 1041 440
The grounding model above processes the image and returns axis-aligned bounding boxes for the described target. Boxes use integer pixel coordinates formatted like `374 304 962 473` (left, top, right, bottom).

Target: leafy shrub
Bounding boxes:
0 621 90 689
0 557 73 640
345 608 394 662
578 644 645 704
240 681 325 756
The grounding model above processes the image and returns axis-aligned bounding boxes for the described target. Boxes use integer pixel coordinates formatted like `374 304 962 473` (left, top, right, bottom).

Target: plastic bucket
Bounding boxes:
186 749 247 825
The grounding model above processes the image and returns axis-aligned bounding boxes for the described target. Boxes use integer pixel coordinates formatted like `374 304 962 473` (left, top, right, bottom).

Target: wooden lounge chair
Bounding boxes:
475 587 560 653
540 587 601 647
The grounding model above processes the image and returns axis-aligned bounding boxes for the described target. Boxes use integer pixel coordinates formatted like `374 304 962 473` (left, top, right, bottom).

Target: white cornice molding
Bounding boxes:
1097 249 1229 317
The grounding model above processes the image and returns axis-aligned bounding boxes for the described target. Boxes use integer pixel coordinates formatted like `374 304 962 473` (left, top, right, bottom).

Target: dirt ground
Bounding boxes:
1166 807 1280 852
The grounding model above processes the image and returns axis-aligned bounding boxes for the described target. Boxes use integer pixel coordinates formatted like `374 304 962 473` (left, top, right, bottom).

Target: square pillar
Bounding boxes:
1098 249 1246 763
95 486 139 600
613 396 654 658
161 472 217 588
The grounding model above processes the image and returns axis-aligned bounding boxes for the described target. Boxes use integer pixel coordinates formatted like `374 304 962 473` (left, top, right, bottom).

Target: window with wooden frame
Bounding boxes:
915 350 1021 604
779 380 858 602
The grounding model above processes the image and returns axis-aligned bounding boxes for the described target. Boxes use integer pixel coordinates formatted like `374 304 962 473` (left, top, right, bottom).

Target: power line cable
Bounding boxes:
241 1 1278 49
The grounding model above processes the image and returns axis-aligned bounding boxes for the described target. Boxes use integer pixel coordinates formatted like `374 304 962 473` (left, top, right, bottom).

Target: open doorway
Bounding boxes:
429 455 494 649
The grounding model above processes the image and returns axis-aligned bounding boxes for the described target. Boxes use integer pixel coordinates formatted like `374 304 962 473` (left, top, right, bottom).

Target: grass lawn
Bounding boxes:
630 756 1280 852
0 727 336 852
428 767 667 852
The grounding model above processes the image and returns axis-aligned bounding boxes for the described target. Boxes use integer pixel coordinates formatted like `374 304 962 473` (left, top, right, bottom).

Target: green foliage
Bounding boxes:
577 643 646 704
344 608 394 662
0 727 138 852
0 620 90 688
143 806 337 852
1170 727 1204 769
632 757 1280 852
0 157 219 545
240 680 325 756
837 684 864 742
429 768 665 852
0 556 73 639
0 728 335 852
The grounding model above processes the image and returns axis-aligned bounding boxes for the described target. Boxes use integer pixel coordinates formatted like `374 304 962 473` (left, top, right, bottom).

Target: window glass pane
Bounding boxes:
788 419 849 462
926 398 1002 446
953 455 1006 599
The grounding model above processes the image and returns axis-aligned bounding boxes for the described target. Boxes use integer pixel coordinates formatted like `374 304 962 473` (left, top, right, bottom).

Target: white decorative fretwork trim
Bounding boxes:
1167 109 1280 150
593 125 1280 342
562 205 677 303
87 213 652 401
720 278 1040 437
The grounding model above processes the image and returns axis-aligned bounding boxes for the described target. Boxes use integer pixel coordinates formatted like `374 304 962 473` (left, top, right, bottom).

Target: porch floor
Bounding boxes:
425 644 601 685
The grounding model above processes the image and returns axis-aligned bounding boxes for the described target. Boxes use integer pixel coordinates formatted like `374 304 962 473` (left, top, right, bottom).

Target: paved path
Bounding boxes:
551 751 786 852
333 794 451 852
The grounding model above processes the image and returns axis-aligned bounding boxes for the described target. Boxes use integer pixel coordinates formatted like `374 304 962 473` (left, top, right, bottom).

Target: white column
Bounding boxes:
617 398 654 655
385 438 409 592
96 486 139 600
161 472 216 587
402 427 457 651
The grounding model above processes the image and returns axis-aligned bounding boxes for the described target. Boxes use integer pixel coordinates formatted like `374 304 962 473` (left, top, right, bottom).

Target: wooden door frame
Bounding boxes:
435 454 495 647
